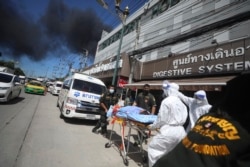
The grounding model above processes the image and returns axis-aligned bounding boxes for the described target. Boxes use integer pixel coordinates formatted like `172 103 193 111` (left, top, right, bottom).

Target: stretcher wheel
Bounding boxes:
142 155 148 163
105 143 111 148
123 158 129 166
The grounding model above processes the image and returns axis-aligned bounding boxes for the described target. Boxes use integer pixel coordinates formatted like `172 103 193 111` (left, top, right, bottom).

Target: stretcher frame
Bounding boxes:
105 116 150 166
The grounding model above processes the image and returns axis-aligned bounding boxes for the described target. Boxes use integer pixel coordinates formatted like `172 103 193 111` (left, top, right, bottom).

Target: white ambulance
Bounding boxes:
51 81 63 95
57 73 106 120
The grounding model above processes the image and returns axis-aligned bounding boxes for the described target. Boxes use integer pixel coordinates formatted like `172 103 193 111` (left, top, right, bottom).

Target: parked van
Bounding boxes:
51 81 63 95
57 73 106 120
0 72 22 102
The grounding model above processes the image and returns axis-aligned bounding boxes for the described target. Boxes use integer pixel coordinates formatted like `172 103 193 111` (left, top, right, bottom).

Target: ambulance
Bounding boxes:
57 73 106 120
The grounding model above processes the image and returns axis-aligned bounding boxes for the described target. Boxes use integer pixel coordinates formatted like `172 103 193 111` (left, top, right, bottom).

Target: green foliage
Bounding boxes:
14 67 25 76
0 60 15 69
0 60 25 76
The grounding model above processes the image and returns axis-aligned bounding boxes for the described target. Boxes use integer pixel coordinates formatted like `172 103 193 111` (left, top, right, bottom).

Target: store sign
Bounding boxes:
146 40 250 79
84 59 123 75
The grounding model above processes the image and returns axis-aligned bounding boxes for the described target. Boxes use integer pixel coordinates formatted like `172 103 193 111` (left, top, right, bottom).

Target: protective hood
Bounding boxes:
193 90 209 105
162 81 180 97
194 90 206 99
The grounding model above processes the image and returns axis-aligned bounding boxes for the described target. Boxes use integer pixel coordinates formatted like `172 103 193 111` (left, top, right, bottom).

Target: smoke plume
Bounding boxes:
0 0 111 62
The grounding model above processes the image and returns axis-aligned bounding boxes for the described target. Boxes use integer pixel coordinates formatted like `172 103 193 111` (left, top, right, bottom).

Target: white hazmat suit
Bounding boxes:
178 90 212 132
147 82 188 167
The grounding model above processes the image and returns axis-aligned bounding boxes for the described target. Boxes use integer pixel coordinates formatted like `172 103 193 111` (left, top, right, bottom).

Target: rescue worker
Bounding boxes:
178 90 212 132
147 81 188 167
92 85 119 136
133 84 156 115
133 84 157 145
153 73 250 167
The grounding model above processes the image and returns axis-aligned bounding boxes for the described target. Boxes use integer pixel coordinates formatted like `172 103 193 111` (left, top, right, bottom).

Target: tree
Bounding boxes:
0 60 25 76
4 61 15 69
14 67 25 76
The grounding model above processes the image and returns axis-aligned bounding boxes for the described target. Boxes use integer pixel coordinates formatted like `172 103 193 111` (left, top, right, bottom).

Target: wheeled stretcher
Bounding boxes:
105 106 157 166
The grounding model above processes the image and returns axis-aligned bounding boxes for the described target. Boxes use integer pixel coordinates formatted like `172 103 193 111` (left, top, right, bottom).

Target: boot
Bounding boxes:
92 127 99 134
101 129 108 137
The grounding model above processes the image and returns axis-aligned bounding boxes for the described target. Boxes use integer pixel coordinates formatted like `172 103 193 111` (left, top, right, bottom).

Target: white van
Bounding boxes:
51 81 63 95
0 72 22 102
57 73 106 120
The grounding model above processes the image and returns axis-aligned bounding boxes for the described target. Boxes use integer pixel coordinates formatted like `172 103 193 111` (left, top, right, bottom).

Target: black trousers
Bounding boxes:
94 110 108 133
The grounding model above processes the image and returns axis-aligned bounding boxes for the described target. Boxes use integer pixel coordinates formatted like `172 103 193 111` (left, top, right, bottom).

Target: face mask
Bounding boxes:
194 99 203 104
163 89 169 97
143 90 149 95
109 89 114 94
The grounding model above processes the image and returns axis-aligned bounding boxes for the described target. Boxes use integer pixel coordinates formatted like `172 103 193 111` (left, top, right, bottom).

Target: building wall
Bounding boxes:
81 0 250 95
94 0 250 65
84 0 250 109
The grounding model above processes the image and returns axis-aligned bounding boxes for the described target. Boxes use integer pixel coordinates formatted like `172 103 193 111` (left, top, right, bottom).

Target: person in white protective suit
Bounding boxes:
178 90 212 132
147 81 188 167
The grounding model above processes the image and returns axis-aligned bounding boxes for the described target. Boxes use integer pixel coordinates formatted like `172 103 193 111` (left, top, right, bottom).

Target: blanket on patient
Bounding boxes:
127 113 157 123
113 106 157 123
115 106 144 118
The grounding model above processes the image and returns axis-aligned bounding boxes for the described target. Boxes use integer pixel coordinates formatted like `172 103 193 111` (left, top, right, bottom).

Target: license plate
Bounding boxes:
86 114 95 120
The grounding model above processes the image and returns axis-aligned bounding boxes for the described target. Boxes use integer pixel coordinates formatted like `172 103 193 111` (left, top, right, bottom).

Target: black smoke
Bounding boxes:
0 0 111 62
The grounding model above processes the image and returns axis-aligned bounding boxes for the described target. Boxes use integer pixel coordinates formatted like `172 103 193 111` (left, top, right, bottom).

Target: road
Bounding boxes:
0 88 152 167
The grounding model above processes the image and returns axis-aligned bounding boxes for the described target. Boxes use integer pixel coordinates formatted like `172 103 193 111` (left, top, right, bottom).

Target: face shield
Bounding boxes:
162 81 179 97
194 90 206 104
162 80 170 97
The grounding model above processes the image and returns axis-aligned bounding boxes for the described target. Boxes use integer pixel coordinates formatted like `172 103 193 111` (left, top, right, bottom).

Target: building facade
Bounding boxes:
82 0 250 107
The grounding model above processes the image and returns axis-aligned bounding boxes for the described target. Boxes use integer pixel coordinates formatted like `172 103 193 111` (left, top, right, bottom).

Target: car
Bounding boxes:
0 72 22 102
24 80 47 95
51 81 63 95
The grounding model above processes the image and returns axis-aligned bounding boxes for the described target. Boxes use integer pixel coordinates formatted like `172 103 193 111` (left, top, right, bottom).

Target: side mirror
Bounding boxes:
63 84 69 89
14 82 21 86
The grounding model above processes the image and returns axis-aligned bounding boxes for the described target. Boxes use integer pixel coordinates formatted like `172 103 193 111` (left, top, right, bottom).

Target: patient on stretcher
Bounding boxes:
108 105 157 124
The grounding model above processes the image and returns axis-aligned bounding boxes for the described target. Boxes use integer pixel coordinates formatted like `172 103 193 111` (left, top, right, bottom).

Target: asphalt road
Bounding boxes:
0 88 153 167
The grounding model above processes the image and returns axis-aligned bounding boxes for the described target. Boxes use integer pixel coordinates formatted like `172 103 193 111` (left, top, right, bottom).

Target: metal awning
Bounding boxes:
123 76 236 91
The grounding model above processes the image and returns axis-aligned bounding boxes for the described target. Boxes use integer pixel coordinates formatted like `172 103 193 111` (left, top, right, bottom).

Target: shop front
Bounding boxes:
83 38 250 106
124 38 249 106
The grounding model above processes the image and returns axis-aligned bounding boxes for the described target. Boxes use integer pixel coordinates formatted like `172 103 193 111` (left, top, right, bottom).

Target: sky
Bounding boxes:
0 0 147 79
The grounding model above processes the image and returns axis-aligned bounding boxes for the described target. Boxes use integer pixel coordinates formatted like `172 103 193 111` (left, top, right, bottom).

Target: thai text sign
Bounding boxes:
141 38 250 79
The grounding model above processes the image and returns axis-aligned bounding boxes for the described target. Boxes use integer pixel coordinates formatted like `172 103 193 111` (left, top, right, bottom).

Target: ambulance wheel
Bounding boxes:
142 154 147 163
